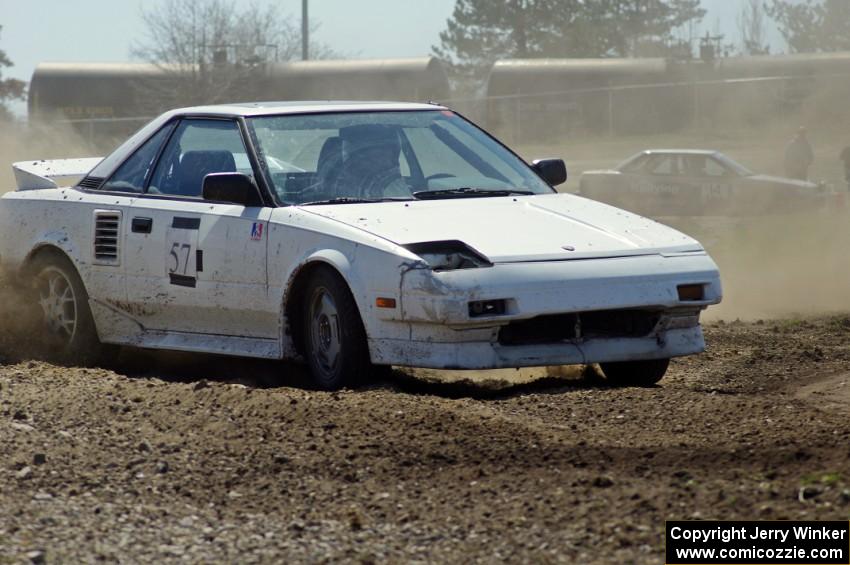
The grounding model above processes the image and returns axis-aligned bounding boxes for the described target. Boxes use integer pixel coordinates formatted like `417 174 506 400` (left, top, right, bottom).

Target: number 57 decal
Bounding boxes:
165 217 200 288
169 242 193 275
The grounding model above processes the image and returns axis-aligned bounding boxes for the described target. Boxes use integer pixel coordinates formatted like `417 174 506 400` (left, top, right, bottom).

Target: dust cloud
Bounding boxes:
0 271 41 363
0 120 100 193
670 211 850 321
0 121 102 362
511 83 850 323
3 81 850 331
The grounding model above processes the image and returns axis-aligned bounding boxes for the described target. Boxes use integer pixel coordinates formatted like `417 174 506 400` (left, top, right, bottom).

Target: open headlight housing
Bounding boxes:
403 240 492 271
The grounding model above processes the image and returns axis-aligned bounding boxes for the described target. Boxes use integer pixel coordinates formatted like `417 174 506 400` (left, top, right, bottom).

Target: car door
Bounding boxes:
610 154 650 207
629 154 684 215
125 118 276 339
697 156 735 213
82 122 177 341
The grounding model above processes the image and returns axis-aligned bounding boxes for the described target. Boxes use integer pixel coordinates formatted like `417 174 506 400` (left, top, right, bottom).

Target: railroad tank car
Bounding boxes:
720 52 850 115
28 57 451 140
263 57 450 102
28 52 850 142
28 62 171 121
716 51 850 78
28 62 178 140
485 52 850 138
485 58 689 138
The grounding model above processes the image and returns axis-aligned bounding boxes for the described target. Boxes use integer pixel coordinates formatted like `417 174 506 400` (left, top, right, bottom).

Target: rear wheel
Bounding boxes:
599 358 669 387
302 267 371 390
31 253 115 365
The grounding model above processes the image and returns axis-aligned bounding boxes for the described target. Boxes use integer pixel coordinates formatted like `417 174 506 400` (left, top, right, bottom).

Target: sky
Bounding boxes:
0 0 783 116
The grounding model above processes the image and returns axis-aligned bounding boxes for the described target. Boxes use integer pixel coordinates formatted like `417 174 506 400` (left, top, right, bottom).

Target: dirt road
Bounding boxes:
1 315 850 563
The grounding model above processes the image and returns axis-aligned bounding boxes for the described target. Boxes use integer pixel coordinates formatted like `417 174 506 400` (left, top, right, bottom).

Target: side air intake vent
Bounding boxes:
93 210 121 265
78 176 105 190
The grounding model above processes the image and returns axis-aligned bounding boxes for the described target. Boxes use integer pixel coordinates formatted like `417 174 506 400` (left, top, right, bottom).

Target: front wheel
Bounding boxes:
302 267 372 390
31 253 114 365
599 358 670 387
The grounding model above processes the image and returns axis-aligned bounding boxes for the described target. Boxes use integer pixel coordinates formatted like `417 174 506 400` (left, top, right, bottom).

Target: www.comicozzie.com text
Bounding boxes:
670 524 848 544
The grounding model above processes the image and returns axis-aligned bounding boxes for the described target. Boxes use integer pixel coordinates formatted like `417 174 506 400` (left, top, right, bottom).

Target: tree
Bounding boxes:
132 0 337 109
585 0 706 58
738 0 769 55
0 26 25 121
767 0 850 53
433 0 705 83
433 0 574 82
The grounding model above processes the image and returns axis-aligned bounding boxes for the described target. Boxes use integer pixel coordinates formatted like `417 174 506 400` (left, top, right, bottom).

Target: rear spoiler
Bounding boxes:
13 157 103 191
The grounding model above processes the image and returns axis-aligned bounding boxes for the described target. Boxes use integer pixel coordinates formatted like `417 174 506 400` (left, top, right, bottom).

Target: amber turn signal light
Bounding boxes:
376 297 397 309
677 284 705 301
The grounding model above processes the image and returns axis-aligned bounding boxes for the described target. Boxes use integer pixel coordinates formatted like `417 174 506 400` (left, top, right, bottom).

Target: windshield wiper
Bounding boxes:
412 187 535 200
300 196 414 206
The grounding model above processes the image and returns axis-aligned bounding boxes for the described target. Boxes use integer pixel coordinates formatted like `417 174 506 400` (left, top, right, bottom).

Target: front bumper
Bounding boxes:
369 325 705 369
366 252 721 369
393 252 721 326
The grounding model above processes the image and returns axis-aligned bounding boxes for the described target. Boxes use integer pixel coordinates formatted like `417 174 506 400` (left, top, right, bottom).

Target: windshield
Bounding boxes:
248 110 554 205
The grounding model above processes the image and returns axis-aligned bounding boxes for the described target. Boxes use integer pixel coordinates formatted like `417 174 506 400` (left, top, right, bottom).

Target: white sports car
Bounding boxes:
0 102 721 389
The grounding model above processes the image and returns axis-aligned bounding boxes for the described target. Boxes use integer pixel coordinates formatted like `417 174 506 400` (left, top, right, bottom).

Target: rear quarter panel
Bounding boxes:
735 178 818 214
0 188 130 300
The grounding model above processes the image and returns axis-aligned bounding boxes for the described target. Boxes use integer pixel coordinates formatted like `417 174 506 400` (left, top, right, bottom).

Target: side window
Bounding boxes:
646 155 676 176
148 119 247 197
682 155 706 177
100 123 174 193
705 157 730 177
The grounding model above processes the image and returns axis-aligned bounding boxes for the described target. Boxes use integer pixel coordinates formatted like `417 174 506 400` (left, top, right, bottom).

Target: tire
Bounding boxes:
30 253 115 366
599 358 670 387
302 267 371 390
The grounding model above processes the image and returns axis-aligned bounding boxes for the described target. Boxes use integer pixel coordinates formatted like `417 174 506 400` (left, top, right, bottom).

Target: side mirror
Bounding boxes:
202 172 263 206
532 158 568 187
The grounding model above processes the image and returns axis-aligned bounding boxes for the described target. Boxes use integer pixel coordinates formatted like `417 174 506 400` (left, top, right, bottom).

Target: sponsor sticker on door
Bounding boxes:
250 222 264 241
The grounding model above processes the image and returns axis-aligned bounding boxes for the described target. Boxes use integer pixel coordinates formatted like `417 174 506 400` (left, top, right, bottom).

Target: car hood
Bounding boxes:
746 174 818 189
300 193 703 263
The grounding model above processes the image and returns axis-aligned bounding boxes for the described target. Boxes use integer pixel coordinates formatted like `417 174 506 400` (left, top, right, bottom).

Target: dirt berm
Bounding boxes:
2 316 850 563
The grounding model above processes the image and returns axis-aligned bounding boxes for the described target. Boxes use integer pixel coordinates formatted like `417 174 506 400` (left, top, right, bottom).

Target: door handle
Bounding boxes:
132 217 153 234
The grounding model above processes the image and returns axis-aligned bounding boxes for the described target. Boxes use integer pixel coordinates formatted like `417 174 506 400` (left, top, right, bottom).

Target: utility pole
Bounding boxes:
301 0 309 60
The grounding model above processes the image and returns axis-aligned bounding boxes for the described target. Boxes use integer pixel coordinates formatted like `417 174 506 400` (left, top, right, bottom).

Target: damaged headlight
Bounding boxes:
404 240 492 271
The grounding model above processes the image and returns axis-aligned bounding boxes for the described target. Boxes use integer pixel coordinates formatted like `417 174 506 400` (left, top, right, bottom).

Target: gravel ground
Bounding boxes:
2 313 850 564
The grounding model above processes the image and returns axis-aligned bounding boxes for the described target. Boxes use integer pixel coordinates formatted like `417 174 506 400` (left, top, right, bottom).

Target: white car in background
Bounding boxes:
0 102 721 389
579 149 826 216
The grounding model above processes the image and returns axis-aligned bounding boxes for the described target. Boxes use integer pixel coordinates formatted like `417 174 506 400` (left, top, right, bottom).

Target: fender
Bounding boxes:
277 243 417 360
19 232 83 279
282 248 357 299
277 249 357 359
281 244 413 319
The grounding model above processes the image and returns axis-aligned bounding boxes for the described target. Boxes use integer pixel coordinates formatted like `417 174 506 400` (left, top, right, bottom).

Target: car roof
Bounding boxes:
615 149 724 171
167 100 447 118
638 149 720 156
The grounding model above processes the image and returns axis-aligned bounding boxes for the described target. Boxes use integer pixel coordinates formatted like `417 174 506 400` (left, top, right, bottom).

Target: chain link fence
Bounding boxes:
35 71 850 149
447 72 850 144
